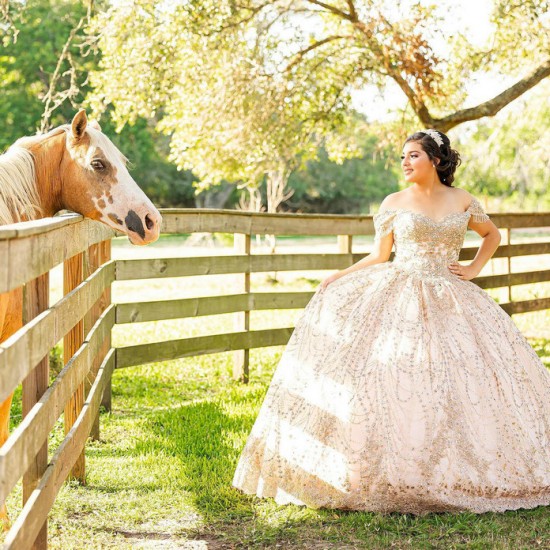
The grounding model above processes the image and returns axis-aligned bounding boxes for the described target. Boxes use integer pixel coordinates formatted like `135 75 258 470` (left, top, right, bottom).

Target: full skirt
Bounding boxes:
232 262 550 515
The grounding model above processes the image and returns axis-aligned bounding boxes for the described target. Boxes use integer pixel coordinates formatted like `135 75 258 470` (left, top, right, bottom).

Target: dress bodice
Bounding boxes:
373 197 490 279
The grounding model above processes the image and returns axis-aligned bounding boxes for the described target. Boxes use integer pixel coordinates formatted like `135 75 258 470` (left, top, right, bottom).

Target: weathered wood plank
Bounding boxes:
494 213 550 228
64 253 85 482
116 291 315 324
115 328 294 369
21 272 49 550
475 269 550 289
1 211 548 292
2 350 115 550
83 243 102 439
460 241 550 261
116 276 550 326
233 233 251 383
0 306 115 506
116 278 550 368
0 214 80 241
157 209 550 235
115 249 550 285
83 244 101 336
338 235 353 254
159 209 375 236
1 217 116 294
99 240 113 414
0 241 8 293
115 254 357 280
499 297 550 315
0 261 115 404
251 292 314 310
1 210 547 246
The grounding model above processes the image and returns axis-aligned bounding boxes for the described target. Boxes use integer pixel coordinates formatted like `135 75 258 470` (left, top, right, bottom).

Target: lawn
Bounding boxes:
3 233 550 549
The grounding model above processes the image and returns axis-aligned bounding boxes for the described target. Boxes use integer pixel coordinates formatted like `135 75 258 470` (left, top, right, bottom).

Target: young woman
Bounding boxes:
232 130 550 515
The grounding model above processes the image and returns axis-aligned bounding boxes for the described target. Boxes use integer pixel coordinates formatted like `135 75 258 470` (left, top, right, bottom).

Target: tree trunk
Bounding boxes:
196 182 236 209
265 168 294 254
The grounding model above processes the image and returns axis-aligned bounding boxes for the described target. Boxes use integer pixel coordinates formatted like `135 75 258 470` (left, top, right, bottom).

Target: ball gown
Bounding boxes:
232 197 550 515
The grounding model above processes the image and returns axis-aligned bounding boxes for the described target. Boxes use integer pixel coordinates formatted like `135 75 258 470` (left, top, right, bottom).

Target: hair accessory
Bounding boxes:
422 129 444 147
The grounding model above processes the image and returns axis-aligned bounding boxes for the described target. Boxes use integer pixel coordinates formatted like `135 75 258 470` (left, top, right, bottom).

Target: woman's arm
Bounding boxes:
448 219 501 280
320 231 394 290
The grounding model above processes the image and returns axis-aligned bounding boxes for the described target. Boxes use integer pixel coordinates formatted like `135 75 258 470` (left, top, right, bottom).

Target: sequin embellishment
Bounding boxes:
232 196 550 515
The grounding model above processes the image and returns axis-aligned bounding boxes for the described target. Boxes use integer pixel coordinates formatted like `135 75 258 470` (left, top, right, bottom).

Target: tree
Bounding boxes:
0 0 91 149
454 80 550 210
87 0 549 216
89 2 362 216
0 0 197 208
287 138 399 214
0 0 25 45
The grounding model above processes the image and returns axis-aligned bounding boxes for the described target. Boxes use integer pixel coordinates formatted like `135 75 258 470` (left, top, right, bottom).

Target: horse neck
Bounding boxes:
23 131 67 218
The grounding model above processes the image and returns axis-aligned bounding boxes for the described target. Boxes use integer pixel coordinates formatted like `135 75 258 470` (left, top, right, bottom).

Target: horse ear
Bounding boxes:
89 119 102 131
71 109 88 140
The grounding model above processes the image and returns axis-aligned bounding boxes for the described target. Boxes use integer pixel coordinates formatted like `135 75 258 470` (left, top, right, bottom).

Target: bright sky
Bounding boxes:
351 0 515 121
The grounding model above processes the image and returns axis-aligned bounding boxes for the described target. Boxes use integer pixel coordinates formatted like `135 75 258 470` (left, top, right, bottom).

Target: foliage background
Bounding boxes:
0 0 548 212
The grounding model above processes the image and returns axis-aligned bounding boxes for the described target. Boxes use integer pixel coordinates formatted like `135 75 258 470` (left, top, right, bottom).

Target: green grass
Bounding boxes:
7 343 549 549
3 234 550 548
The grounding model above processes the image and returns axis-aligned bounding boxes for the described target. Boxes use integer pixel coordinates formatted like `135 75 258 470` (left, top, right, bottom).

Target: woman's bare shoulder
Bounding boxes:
451 187 474 209
379 190 408 211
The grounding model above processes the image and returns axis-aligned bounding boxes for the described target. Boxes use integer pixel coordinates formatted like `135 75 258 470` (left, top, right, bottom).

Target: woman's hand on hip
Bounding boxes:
448 262 480 281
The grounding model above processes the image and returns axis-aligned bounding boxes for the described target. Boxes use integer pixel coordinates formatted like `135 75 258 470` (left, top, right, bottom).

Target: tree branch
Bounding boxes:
0 0 22 43
431 58 550 132
306 0 352 20
284 35 351 72
40 16 86 132
389 70 432 124
346 0 357 21
217 1 272 33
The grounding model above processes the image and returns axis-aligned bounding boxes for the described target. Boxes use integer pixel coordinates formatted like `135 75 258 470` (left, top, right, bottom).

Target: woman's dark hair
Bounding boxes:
404 130 462 186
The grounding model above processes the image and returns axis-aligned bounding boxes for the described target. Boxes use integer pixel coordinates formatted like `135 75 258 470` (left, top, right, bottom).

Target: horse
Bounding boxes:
0 109 162 527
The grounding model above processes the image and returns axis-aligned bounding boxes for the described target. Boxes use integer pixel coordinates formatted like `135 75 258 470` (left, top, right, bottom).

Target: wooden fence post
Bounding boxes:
338 234 353 255
100 240 112 412
21 272 49 550
233 233 251 383
83 239 113 433
505 228 512 306
63 252 85 482
83 243 101 440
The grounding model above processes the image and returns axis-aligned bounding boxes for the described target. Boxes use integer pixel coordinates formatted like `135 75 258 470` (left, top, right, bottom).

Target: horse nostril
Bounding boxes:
145 214 155 231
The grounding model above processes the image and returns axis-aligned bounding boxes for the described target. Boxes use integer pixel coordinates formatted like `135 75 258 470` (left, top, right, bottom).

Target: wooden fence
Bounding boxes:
114 209 550 383
1 208 550 548
0 215 115 549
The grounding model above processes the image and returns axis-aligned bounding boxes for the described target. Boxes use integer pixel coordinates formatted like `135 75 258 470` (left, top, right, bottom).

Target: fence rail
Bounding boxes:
1 208 549 548
0 214 115 550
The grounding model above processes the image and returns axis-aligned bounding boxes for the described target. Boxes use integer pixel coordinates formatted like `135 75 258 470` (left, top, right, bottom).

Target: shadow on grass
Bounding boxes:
50 333 550 548
100 383 550 549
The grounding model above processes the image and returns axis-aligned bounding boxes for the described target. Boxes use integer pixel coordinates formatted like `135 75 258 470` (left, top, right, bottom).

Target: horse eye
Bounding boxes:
91 159 105 171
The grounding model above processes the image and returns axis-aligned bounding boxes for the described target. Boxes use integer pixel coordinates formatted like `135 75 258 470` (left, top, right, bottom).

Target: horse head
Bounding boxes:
59 110 162 245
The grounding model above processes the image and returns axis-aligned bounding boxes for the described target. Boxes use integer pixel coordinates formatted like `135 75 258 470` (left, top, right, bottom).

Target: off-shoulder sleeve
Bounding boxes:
467 197 490 223
373 209 396 242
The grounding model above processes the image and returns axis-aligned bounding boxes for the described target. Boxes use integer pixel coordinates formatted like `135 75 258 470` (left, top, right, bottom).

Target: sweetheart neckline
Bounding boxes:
375 208 471 224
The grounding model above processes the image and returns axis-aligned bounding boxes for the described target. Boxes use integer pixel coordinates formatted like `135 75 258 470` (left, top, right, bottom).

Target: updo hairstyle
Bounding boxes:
404 130 462 186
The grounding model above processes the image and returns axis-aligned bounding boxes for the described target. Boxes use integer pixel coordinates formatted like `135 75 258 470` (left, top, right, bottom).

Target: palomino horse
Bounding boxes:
0 109 162 526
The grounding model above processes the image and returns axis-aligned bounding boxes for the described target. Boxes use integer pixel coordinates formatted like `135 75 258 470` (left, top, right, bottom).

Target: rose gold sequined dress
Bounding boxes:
232 197 550 515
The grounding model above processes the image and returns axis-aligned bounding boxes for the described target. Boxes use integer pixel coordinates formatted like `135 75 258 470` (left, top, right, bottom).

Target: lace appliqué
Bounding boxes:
467 197 490 223
373 210 396 241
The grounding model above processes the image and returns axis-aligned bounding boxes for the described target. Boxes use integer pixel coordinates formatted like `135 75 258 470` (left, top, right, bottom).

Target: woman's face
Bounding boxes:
401 141 436 183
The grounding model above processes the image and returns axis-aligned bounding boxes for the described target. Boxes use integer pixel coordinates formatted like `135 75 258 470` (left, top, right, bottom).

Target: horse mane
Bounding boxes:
0 126 68 226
